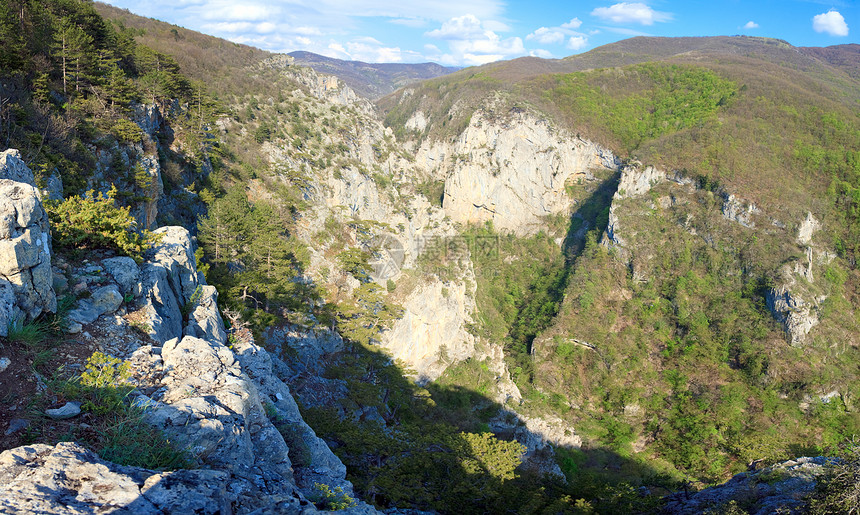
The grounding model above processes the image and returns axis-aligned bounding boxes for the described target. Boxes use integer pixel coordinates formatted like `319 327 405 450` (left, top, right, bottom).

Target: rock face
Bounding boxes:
415 108 619 234
141 335 300 503
615 164 664 199
102 256 142 298
1 210 374 513
767 214 829 346
0 149 36 184
602 163 664 262
797 212 820 245
721 192 759 228
230 337 355 494
0 442 234 514
140 226 203 342
380 277 476 382
0 150 56 335
664 456 831 514
184 285 227 344
767 282 820 347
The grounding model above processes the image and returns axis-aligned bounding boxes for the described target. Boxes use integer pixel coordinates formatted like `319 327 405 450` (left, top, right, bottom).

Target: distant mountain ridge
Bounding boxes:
287 51 458 100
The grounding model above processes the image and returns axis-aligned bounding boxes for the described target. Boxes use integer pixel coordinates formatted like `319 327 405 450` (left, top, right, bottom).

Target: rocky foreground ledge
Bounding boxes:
0 151 376 514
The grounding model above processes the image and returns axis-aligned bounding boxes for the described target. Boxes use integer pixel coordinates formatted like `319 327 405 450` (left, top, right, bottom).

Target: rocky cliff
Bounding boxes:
0 154 375 514
412 101 620 235
0 149 56 336
664 456 833 514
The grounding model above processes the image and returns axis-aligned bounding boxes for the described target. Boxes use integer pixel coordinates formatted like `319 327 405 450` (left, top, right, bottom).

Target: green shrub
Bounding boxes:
46 186 160 262
313 482 357 511
72 351 133 414
111 118 144 144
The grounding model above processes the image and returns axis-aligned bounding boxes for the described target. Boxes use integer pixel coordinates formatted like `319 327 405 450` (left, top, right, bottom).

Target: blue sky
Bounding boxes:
103 0 858 66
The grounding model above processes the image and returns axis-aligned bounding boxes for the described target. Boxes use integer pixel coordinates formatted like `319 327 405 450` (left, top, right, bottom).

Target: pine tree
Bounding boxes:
52 17 94 96
198 186 249 264
0 1 26 72
241 201 302 310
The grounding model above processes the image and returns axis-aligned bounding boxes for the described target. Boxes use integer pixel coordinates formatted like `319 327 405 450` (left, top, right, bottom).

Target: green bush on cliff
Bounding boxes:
46 186 159 262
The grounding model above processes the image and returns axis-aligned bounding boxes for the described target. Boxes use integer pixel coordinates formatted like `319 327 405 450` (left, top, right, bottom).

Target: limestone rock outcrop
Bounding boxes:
184 284 227 344
0 149 56 335
415 107 619 234
102 256 142 298
380 277 476 382
664 456 832 514
0 442 236 514
615 164 664 199
721 192 759 228
0 149 36 184
141 335 300 504
67 284 123 325
602 163 665 261
767 281 820 347
140 226 203 342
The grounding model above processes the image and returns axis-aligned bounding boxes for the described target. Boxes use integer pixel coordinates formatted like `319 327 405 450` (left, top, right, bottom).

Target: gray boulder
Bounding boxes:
664 456 831 514
140 261 184 343
102 256 141 298
45 401 81 420
151 226 202 304
767 284 819 347
232 337 351 493
140 226 202 344
142 335 300 510
0 280 18 337
67 284 123 325
44 172 62 200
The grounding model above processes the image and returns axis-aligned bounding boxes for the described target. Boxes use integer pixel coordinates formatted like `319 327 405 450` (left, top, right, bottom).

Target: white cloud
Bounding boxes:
526 17 587 48
256 22 276 33
483 20 511 32
530 48 553 58
599 26 652 36
813 10 849 36
562 17 583 30
202 21 253 33
294 26 324 36
526 27 565 45
346 41 404 62
591 2 672 25
354 36 384 45
425 14 485 40
743 21 759 29
200 2 274 22
424 14 526 65
313 0 502 23
567 36 588 51
390 18 427 28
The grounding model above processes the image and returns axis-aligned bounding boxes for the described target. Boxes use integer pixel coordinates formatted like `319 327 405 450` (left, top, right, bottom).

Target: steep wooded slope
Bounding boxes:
381 36 860 488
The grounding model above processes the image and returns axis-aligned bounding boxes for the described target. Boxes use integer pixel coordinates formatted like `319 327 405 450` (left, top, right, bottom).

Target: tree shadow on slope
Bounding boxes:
291 337 671 514
468 169 620 383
